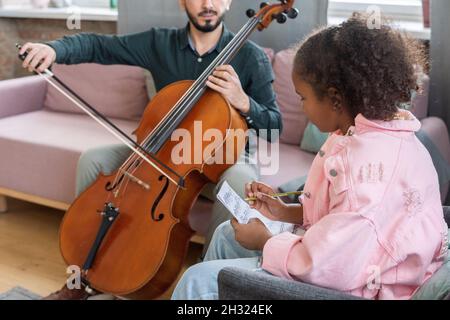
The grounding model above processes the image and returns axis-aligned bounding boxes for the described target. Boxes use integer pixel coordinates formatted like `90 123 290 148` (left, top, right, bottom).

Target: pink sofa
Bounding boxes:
0 49 449 242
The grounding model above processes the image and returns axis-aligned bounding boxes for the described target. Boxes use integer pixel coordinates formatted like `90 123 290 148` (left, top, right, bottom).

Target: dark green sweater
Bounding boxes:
47 25 282 141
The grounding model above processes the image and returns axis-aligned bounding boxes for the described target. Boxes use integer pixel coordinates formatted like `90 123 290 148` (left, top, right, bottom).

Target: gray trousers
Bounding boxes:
76 144 259 255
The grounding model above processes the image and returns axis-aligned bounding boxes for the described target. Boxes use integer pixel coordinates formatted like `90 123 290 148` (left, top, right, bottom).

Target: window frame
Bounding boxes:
71 0 111 9
328 0 424 23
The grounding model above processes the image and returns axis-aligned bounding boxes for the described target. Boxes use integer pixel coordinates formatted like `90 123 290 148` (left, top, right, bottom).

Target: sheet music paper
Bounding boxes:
217 181 299 235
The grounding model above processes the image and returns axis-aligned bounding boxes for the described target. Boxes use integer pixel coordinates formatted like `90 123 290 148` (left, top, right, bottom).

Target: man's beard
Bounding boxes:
186 9 225 33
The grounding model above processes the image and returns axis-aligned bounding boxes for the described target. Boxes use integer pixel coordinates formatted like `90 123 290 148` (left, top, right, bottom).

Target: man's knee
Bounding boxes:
215 165 258 197
77 149 104 174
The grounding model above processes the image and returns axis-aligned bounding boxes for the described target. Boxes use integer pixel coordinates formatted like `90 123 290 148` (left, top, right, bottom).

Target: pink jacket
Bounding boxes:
262 111 449 300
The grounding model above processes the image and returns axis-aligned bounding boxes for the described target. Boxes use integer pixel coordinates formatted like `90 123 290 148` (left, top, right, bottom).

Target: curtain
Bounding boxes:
118 0 329 52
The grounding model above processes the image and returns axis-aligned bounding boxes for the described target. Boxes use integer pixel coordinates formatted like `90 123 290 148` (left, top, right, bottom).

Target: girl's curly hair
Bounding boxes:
294 12 426 120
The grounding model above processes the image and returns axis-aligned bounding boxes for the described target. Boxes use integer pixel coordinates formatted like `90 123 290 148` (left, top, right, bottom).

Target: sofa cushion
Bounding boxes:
272 49 308 145
259 142 315 190
263 47 275 63
44 63 149 121
0 110 138 204
301 122 328 154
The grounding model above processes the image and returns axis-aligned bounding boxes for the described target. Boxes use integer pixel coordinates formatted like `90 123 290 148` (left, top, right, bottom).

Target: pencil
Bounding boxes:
245 191 304 202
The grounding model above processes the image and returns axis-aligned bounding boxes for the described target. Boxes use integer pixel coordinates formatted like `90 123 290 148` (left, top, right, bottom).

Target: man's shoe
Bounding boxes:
42 284 92 300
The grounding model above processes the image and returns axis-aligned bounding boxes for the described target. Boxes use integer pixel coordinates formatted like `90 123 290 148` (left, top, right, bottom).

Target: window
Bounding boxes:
72 0 111 9
328 0 428 39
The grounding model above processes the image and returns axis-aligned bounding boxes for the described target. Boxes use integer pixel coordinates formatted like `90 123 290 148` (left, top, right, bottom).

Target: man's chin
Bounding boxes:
192 21 222 33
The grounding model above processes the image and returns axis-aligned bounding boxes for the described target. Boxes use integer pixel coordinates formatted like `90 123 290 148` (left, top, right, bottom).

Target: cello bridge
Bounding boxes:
123 171 150 190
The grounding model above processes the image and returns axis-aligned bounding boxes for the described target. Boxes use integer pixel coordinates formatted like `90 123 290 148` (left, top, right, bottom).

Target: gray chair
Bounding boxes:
218 207 450 300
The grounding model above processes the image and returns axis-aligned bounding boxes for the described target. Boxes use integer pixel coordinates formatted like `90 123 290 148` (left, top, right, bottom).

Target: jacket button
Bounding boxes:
329 169 338 177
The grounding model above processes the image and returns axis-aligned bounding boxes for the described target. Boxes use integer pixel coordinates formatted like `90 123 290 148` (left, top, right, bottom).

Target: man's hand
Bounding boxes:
20 43 56 73
231 218 272 251
206 65 250 114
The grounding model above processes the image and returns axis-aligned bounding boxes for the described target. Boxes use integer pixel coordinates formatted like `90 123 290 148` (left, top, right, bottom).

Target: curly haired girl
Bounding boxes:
172 13 448 300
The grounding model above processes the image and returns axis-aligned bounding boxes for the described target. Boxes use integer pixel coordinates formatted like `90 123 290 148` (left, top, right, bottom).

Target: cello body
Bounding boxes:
59 81 247 299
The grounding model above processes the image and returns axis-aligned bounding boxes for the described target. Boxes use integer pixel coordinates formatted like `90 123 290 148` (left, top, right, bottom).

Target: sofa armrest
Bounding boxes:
218 267 364 300
0 75 47 119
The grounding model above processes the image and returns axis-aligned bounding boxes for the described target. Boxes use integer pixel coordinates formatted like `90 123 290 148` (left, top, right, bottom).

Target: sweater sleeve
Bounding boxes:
47 29 155 71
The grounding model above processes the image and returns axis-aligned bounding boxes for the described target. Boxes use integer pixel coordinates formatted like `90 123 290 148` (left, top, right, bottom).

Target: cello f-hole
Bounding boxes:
151 175 169 222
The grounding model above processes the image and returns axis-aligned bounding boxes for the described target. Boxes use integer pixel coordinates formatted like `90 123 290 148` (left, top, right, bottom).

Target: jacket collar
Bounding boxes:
354 110 422 136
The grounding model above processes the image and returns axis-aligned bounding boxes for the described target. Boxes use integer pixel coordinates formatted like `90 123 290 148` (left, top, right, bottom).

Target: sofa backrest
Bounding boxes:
44 63 149 121
272 49 308 145
42 53 428 145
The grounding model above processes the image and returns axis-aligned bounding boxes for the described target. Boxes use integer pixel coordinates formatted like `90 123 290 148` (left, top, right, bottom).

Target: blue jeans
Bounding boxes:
171 221 263 300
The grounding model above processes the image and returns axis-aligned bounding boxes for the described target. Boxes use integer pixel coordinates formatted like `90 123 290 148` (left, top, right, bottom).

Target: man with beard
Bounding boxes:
20 0 282 300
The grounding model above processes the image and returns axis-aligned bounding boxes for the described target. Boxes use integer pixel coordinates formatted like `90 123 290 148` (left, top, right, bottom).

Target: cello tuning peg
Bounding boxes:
260 2 269 9
246 9 255 18
276 13 288 24
287 8 299 19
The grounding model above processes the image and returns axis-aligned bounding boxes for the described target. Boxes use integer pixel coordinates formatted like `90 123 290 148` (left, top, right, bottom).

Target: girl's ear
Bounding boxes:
327 87 344 112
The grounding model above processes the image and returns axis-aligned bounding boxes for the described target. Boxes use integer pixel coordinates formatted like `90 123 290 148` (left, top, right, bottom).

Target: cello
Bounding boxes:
18 1 298 299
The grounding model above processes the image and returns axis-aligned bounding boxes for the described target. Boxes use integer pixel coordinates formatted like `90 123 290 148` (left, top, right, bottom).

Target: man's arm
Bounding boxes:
21 30 156 73
205 52 282 143
47 31 153 67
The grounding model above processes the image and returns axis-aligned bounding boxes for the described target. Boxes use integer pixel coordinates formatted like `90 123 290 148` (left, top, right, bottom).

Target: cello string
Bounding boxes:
111 18 261 196
111 18 259 193
113 18 260 194
142 18 259 152
110 17 261 195
109 18 258 190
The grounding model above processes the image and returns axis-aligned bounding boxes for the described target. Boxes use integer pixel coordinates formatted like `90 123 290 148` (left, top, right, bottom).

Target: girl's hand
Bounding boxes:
231 218 272 251
246 181 288 221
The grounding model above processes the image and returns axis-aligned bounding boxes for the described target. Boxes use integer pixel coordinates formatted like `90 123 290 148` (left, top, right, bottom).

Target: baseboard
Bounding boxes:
0 187 70 211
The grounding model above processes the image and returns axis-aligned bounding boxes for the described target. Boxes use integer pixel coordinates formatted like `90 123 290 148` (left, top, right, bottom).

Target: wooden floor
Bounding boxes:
0 198 203 299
